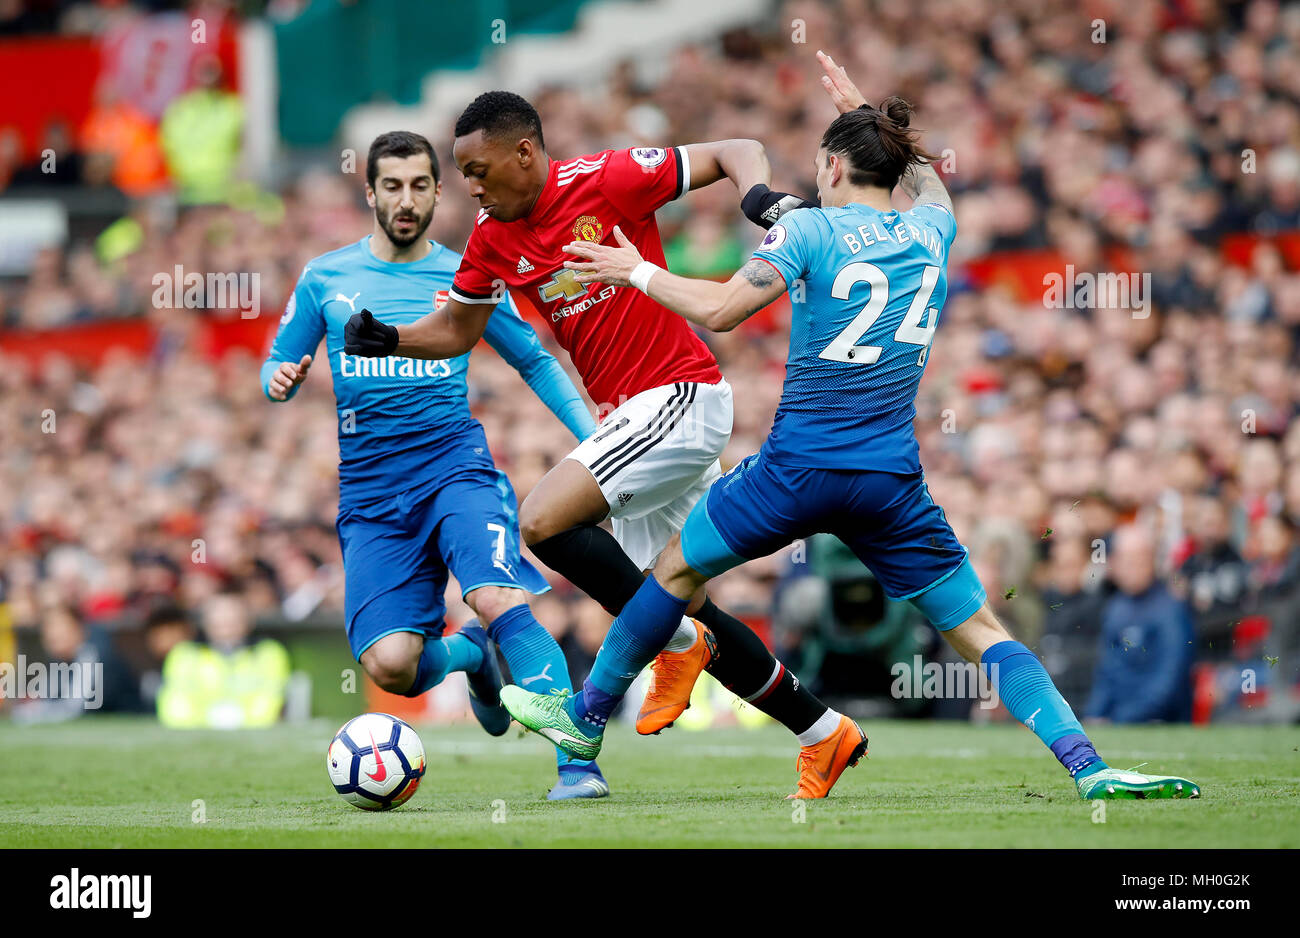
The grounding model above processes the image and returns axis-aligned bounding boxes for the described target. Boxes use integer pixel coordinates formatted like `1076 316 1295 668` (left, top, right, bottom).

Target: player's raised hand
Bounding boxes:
562 225 645 288
817 50 867 113
267 354 313 401
344 308 399 357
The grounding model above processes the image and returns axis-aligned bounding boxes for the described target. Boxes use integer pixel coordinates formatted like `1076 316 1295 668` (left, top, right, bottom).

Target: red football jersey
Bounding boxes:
450 146 722 412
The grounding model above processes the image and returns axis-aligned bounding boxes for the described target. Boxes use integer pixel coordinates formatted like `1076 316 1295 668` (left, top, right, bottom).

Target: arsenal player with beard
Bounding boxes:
345 92 835 754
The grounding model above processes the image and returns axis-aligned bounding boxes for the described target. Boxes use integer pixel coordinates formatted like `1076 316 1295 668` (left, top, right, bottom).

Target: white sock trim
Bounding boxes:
663 617 698 654
796 708 841 747
743 661 783 702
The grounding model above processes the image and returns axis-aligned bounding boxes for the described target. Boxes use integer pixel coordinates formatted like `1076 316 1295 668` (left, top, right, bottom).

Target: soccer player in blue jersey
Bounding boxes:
503 59 1200 802
262 131 610 799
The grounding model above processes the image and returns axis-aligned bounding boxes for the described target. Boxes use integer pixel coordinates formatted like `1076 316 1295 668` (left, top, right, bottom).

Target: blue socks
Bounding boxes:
575 576 688 728
487 604 592 771
407 631 483 696
981 640 1106 779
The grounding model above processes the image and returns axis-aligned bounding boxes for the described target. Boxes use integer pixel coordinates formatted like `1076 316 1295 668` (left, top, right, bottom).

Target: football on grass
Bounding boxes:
326 712 426 810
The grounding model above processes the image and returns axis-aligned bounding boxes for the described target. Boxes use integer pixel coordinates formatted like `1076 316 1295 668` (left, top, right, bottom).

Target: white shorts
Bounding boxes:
568 379 733 570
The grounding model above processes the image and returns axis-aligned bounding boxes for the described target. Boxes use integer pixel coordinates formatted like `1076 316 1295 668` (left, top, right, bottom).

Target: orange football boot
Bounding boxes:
635 620 718 735
787 715 868 799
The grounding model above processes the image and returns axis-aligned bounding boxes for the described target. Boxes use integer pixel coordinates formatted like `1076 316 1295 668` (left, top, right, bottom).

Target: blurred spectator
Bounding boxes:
138 601 195 709
1086 526 1194 723
0 125 24 191
1174 496 1250 636
159 55 244 205
1245 514 1300 604
10 602 141 723
7 119 83 188
80 82 169 197
1036 537 1107 708
156 591 289 728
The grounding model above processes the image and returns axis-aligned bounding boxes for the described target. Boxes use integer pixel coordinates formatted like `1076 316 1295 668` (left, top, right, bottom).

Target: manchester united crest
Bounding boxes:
572 215 604 242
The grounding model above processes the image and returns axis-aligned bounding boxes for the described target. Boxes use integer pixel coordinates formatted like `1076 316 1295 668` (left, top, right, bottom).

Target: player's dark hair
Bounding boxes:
454 90 545 150
367 131 440 187
820 97 938 190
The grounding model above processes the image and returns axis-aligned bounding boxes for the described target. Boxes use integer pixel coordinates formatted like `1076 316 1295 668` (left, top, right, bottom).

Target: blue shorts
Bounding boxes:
337 468 549 659
680 453 985 630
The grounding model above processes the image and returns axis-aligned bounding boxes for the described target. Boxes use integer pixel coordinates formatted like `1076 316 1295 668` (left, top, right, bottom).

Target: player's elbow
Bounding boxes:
724 138 768 178
704 304 744 332
720 137 765 159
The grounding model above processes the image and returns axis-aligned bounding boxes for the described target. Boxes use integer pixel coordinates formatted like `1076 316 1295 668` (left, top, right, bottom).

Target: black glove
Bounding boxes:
741 184 819 229
344 309 399 357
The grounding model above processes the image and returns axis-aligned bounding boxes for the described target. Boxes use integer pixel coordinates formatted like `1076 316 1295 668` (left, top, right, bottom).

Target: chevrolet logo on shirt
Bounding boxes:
538 268 587 303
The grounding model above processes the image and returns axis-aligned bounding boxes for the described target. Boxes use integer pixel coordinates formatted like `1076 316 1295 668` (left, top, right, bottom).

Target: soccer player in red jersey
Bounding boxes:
345 92 857 788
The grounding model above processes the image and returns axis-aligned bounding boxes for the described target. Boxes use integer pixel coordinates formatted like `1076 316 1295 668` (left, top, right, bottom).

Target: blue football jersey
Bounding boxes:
750 201 956 473
262 236 594 508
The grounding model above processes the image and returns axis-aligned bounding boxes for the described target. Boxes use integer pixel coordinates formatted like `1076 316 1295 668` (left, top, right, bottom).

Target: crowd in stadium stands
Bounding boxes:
2 0 1299 723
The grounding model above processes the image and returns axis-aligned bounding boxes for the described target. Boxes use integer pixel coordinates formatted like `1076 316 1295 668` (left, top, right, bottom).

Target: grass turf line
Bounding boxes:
0 717 1296 848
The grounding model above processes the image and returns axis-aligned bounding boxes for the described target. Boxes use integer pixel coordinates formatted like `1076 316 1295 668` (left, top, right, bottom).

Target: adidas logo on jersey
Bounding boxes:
617 492 634 507
517 256 535 274
760 203 783 223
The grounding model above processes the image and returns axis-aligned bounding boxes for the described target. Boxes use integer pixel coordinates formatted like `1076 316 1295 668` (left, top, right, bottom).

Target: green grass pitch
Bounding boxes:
2 717 1296 848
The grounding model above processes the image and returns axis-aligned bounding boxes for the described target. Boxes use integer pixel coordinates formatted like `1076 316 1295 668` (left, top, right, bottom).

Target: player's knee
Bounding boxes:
519 461 607 546
361 643 419 695
517 497 554 546
466 586 526 624
655 535 705 593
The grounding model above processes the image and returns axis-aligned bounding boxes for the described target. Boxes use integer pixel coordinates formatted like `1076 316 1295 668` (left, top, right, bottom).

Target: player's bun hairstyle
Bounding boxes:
454 90 545 150
367 131 440 188
820 96 938 190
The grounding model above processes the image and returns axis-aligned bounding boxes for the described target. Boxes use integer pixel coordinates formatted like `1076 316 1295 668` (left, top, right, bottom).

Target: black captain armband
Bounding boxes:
741 184 819 229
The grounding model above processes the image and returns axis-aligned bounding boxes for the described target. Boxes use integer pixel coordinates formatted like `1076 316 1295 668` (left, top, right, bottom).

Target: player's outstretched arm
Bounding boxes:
343 299 493 361
680 138 772 196
815 50 952 216
816 50 868 112
262 271 324 401
735 50 876 231
736 49 868 230
563 226 784 333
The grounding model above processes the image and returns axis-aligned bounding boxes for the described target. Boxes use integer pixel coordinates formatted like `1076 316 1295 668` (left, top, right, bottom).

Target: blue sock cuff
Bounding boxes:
486 604 535 645
557 761 602 783
641 574 691 619
983 638 1086 748
407 640 450 697
981 639 1033 671
584 576 688 705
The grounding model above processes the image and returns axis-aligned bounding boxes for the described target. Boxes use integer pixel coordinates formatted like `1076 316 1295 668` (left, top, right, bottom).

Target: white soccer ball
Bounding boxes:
326 712 426 810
